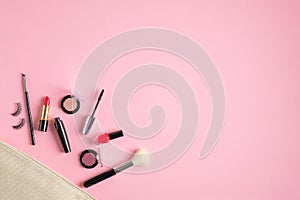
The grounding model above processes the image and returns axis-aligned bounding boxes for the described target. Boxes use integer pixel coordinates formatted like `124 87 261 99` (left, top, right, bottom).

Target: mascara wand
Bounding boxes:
22 73 35 145
82 89 104 135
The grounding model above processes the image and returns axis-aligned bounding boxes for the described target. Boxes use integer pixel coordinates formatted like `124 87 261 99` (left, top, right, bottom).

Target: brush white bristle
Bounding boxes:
131 149 150 166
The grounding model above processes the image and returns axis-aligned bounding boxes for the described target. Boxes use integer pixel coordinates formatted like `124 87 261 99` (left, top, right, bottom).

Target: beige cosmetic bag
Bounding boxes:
0 141 95 200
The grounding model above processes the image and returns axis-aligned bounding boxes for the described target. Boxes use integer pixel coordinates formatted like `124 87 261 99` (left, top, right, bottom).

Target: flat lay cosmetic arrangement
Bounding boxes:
18 73 146 186
1 1 300 200
0 72 151 199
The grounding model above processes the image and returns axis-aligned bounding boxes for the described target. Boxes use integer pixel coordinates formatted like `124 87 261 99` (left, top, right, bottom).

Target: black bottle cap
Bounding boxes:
108 130 124 140
54 117 71 153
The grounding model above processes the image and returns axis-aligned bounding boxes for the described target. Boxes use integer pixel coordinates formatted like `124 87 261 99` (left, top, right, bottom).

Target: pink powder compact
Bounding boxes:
80 149 98 169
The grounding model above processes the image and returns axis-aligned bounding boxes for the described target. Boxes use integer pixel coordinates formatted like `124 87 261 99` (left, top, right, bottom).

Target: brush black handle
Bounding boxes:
84 169 116 188
91 89 104 117
25 91 35 145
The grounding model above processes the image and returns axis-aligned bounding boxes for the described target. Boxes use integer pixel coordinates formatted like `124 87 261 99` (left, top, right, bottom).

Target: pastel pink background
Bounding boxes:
1 1 300 199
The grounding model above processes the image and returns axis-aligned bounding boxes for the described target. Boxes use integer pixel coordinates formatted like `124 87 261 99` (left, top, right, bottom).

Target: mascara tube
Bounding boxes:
54 117 71 153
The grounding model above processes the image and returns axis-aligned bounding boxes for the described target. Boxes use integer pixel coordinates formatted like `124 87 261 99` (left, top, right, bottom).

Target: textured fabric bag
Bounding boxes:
0 141 95 200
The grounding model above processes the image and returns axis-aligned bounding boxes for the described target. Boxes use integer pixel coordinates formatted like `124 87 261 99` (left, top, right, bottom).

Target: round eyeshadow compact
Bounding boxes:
80 149 98 169
61 95 80 114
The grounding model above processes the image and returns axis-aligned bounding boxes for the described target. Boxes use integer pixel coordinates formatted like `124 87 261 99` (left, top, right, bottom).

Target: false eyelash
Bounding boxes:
11 103 22 117
12 118 26 130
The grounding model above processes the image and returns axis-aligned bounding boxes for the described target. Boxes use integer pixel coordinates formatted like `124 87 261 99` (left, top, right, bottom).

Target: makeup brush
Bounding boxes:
22 73 35 145
84 149 150 188
82 89 104 135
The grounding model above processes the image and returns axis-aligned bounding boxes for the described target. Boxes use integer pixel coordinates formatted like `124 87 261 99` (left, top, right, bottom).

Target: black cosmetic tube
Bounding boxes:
54 117 71 153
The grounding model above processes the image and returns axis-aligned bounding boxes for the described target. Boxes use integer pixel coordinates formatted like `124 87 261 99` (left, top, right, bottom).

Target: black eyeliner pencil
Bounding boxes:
22 73 36 145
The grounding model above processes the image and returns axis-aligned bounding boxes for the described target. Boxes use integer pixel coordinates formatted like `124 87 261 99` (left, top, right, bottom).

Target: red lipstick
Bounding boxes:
44 96 50 106
38 96 50 132
98 130 124 144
